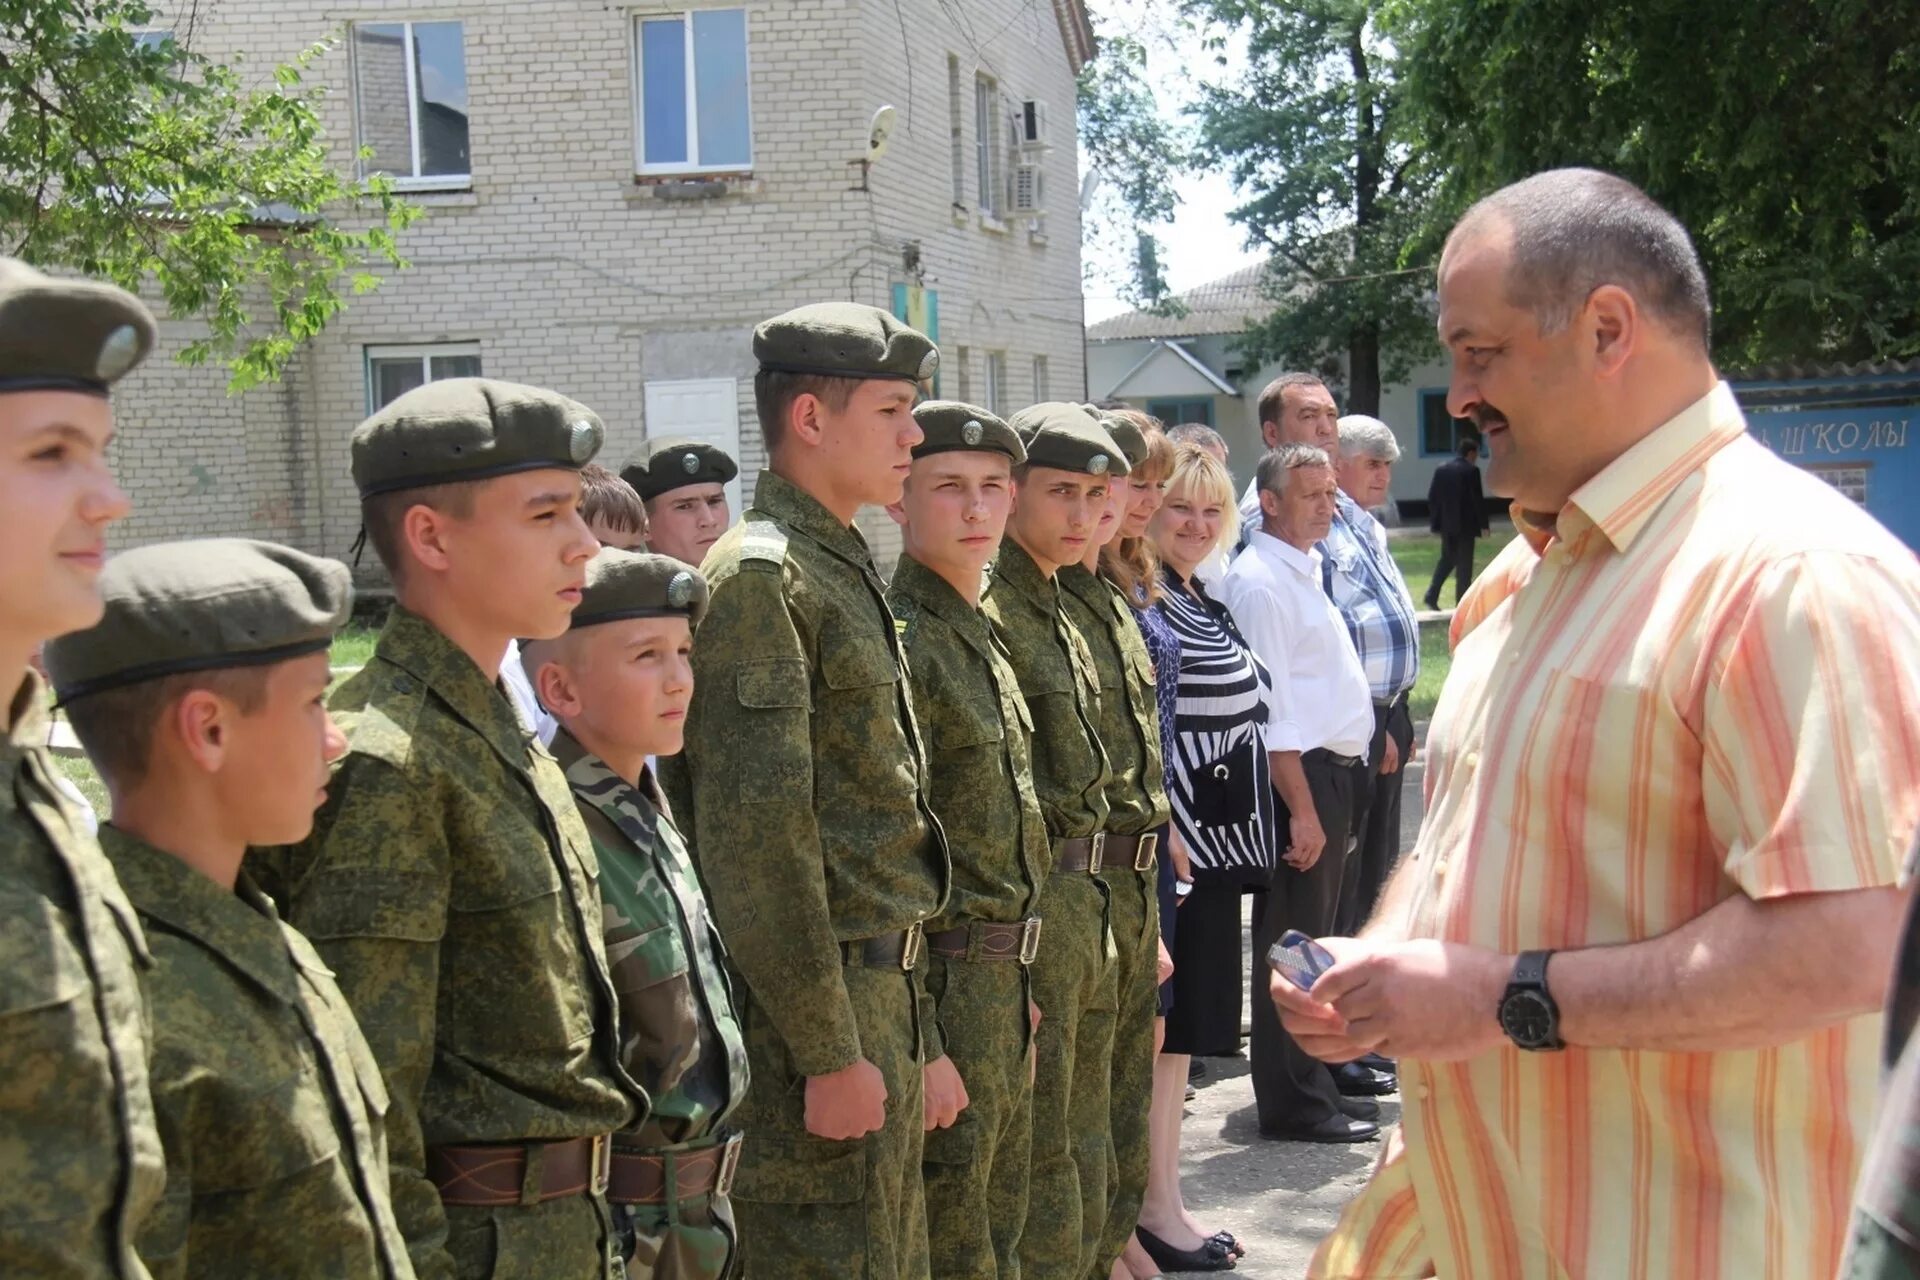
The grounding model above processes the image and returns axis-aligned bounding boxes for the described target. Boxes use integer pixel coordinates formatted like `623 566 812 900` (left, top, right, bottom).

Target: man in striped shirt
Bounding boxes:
1281 168 1920 1279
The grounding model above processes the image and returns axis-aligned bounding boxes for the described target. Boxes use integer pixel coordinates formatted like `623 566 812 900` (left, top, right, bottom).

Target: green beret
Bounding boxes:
0 257 157 396
910 400 1025 464
1008 402 1131 478
1100 415 1151 471
753 302 937 384
351 377 605 499
620 438 739 502
570 548 709 630
45 539 352 705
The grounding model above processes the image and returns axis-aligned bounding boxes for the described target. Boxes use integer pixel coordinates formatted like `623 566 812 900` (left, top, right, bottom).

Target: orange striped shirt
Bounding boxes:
1311 382 1920 1279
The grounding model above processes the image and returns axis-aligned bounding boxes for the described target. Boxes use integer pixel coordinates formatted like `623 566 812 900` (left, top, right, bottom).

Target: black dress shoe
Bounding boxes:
1259 1113 1380 1144
1359 1052 1397 1075
1189 1059 1207 1082
1334 1061 1397 1097
1136 1225 1236 1272
1336 1093 1381 1121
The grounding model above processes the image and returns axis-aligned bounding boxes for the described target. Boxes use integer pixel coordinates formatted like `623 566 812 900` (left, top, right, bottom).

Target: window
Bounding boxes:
985 352 1007 416
1031 355 1050 403
974 74 1002 218
947 56 966 206
1806 463 1870 506
1418 388 1476 455
354 21 469 187
954 347 972 405
365 344 482 413
635 9 753 175
1147 398 1212 427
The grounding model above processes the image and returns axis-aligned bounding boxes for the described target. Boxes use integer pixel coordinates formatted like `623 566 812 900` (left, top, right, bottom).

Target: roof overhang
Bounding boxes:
1108 340 1237 399
1053 0 1096 71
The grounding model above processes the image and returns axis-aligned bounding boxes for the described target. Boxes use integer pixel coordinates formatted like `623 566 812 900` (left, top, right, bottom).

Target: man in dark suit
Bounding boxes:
1424 436 1488 608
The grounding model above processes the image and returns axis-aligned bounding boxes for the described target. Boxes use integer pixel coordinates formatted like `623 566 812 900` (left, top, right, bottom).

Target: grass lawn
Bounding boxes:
1386 529 1509 723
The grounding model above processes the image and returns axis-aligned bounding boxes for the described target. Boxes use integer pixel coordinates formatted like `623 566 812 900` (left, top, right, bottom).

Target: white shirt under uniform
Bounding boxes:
1221 529 1373 762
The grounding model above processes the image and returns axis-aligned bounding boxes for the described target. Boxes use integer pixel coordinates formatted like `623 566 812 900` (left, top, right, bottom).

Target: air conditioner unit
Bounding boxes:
1017 99 1049 148
1012 162 1045 214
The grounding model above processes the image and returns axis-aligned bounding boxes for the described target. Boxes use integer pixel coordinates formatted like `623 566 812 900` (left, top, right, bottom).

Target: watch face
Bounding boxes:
1501 990 1556 1047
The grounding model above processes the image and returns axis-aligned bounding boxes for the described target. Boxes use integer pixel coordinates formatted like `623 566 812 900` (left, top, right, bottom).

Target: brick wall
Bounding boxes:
118 0 1088 579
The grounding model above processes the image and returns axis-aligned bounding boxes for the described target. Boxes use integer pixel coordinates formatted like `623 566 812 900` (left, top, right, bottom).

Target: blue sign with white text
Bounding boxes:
1743 403 1919 550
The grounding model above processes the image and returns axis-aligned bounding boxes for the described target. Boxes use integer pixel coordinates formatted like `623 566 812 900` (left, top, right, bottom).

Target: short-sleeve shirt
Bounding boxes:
1311 382 1920 1280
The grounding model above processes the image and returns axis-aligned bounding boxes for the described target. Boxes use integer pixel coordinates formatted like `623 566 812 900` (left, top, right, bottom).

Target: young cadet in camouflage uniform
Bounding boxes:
985 403 1129 1280
667 303 948 1278
1055 415 1171 1279
252 380 645 1280
620 439 739 569
519 549 748 1279
883 402 1049 1277
46 540 413 1280
0 257 164 1279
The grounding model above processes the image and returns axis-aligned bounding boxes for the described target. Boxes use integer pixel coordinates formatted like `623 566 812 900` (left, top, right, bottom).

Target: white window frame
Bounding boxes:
985 351 1007 416
364 342 482 414
954 346 973 406
1031 354 1049 403
352 20 471 191
947 54 966 207
974 73 1002 218
632 8 756 177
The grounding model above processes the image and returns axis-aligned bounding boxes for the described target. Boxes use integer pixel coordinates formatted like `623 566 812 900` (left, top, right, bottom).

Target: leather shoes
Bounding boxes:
1336 1093 1380 1121
1260 1113 1380 1144
1135 1225 1235 1272
1335 1061 1397 1097
1359 1052 1397 1075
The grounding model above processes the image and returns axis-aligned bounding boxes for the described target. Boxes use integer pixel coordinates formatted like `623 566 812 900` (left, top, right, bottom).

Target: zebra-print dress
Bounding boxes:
1155 565 1275 885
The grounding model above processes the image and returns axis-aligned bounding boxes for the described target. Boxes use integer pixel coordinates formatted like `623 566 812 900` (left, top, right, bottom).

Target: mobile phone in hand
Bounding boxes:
1267 929 1335 991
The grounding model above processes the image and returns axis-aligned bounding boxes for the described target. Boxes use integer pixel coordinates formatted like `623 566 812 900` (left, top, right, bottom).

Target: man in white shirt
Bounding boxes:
1222 442 1380 1143
1235 373 1342 546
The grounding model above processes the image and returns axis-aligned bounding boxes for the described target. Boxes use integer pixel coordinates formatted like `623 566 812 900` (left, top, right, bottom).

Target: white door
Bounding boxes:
642 378 744 514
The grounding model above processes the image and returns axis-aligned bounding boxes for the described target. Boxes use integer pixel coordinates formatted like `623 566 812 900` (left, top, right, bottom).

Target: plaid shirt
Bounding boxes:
1320 493 1420 703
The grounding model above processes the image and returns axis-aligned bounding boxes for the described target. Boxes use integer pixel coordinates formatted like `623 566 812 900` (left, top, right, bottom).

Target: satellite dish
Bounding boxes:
866 105 897 164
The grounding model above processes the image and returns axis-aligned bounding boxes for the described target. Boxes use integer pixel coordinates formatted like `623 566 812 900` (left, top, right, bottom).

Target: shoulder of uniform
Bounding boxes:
738 519 791 570
329 661 423 769
888 592 921 645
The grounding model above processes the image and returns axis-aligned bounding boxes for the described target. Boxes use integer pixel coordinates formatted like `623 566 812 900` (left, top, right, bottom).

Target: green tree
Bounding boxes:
1185 0 1436 415
1387 0 1920 367
0 0 418 390
1078 19 1188 311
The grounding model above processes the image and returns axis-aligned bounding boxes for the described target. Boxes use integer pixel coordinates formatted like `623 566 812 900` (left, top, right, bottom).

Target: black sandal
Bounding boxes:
1209 1230 1246 1258
1136 1226 1236 1272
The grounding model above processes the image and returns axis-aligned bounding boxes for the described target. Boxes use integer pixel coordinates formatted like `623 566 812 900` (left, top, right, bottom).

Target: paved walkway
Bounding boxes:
1156 748 1429 1277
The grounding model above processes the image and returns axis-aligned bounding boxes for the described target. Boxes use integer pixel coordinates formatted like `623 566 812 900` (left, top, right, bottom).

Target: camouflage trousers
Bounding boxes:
922 951 1036 1278
442 1189 623 1278
1091 862 1160 1274
1019 870 1117 1280
730 967 927 1279
618 1172 738 1280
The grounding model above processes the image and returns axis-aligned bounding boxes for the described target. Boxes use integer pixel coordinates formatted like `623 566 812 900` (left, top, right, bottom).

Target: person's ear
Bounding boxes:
171 688 229 775
884 499 908 527
532 658 583 720
403 503 458 574
788 393 827 448
1586 284 1638 380
1259 488 1283 521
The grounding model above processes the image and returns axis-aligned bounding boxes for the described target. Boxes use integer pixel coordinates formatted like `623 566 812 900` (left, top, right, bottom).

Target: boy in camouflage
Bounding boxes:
884 401 1050 1277
0 255 165 1279
48 539 414 1280
522 549 748 1279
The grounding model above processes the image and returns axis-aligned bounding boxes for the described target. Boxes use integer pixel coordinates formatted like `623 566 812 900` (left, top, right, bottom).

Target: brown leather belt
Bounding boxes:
1053 832 1158 874
607 1134 743 1205
427 1135 610 1207
840 921 924 971
926 917 1042 964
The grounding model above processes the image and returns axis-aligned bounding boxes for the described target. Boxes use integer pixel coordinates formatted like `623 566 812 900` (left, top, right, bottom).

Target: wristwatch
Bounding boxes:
1497 950 1564 1051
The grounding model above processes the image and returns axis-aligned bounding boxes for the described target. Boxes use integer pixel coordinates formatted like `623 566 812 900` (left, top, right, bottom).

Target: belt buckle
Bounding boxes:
1134 832 1159 872
901 920 925 972
1018 916 1042 965
715 1134 743 1198
1087 832 1106 874
590 1133 610 1198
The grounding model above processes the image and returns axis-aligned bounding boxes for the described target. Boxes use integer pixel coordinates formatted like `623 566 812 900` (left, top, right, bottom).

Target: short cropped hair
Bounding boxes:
1166 422 1226 455
1255 443 1332 497
1455 167 1712 348
1336 414 1400 462
66 667 273 791
752 370 861 451
578 463 645 534
1256 373 1328 432
1457 434 1481 458
361 481 477 581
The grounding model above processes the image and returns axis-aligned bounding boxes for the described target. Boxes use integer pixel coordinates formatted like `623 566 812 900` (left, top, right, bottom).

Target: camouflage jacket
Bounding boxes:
667 470 948 1078
250 608 641 1279
983 541 1113 840
102 828 413 1280
0 673 164 1280
554 732 747 1151
1057 566 1172 838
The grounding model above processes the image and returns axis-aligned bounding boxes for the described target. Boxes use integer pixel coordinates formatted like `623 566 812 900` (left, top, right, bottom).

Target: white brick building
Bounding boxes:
112 0 1095 576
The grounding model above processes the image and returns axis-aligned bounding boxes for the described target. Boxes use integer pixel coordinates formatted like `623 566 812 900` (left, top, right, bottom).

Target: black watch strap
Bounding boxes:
1512 948 1554 990
1501 949 1564 1051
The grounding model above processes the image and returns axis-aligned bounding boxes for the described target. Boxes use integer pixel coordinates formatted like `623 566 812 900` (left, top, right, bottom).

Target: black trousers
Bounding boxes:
1336 698 1415 937
1249 750 1371 1128
1426 533 1476 607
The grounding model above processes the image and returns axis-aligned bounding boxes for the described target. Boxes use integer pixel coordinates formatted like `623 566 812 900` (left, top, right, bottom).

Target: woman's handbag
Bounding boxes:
1188 733 1260 829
